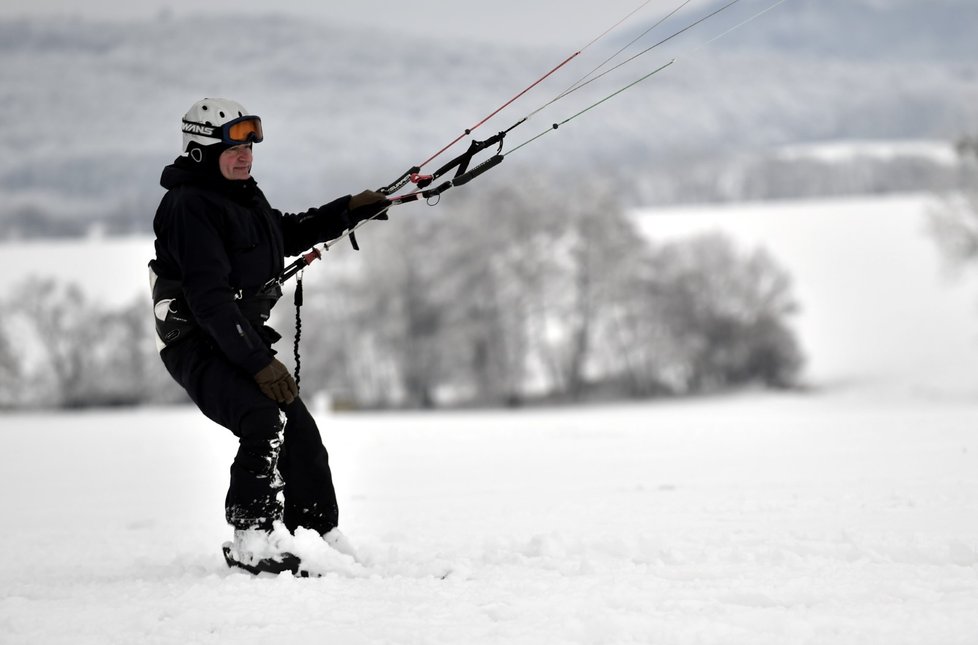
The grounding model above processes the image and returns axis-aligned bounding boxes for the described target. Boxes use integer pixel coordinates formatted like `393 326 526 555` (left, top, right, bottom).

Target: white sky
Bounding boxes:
0 0 679 47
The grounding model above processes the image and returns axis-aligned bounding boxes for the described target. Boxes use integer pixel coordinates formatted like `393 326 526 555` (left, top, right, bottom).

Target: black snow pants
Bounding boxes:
160 335 339 535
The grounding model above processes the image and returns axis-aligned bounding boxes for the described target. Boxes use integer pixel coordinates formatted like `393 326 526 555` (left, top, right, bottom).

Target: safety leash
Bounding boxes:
293 270 305 391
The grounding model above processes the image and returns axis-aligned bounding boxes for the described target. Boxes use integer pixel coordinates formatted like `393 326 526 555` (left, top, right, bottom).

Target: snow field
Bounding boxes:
1 391 977 644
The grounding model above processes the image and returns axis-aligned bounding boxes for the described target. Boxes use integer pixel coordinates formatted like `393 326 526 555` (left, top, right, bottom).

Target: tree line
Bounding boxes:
0 181 804 410
274 180 803 409
3 151 970 241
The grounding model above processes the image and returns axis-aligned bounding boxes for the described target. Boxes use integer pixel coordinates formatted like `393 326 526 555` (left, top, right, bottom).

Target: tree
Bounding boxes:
310 213 452 408
2 278 185 408
928 136 978 271
0 323 20 408
288 176 805 409
87 296 186 406
417 178 651 403
8 278 100 407
273 256 407 409
433 181 565 405
650 233 804 392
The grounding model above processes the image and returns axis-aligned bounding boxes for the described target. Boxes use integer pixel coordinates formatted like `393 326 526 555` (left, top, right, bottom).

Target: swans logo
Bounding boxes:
182 122 215 136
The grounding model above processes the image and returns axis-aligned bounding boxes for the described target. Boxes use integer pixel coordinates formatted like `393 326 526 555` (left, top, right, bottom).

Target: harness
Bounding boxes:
149 262 282 354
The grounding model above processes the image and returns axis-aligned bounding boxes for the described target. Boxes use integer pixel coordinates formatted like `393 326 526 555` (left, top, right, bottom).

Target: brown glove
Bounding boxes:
348 190 390 224
254 358 298 405
349 190 389 210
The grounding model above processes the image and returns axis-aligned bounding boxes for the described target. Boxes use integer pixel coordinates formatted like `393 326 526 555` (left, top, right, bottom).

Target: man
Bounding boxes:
149 97 388 574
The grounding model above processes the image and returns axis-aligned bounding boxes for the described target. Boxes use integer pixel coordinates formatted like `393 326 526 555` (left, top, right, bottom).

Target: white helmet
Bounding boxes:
181 97 263 152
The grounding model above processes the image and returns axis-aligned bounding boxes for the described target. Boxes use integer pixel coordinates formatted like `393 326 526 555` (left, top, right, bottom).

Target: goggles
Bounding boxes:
182 115 264 146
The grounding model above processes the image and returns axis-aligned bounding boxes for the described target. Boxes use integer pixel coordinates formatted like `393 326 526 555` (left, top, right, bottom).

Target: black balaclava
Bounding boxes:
186 141 233 180
182 141 257 204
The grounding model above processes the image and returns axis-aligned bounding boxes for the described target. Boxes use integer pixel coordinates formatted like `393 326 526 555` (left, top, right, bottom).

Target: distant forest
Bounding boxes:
1 147 971 240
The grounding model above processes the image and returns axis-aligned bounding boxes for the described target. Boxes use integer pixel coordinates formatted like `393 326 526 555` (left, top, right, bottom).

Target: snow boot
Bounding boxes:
222 526 301 576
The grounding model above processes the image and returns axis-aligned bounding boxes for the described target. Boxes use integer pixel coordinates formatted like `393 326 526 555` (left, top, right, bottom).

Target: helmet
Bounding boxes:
181 97 263 153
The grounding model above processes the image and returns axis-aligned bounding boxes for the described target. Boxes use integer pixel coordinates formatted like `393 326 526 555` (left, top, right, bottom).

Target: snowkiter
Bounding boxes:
149 97 388 572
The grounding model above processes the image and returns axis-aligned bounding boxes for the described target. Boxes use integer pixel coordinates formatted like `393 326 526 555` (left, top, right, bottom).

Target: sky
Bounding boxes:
0 0 677 47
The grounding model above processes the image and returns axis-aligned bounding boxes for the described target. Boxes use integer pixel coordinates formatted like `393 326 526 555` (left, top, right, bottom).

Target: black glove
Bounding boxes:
254 358 298 405
347 190 391 225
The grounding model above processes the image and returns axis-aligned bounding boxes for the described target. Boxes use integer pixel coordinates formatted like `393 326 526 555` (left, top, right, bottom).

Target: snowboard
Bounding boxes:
222 542 452 579
221 542 315 577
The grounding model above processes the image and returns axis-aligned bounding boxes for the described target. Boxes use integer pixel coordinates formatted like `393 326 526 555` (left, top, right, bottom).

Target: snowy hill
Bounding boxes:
1 4 976 237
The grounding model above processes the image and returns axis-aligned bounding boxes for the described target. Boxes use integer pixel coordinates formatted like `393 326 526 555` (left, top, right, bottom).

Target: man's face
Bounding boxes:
219 144 253 181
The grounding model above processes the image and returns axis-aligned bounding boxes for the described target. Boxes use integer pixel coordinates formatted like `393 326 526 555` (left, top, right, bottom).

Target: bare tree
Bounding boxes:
279 270 393 408
289 175 805 409
88 296 185 406
421 179 648 403
9 278 101 407
563 188 652 399
650 233 803 392
432 183 561 405
0 324 20 408
929 138 978 273
342 214 451 408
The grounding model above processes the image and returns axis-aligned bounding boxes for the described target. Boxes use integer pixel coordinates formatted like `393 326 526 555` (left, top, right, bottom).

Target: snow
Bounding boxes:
1 393 977 644
773 140 960 166
0 234 156 308
2 193 978 642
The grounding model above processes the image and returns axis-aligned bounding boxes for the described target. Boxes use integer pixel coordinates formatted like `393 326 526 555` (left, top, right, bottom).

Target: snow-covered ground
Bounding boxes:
1 391 977 644
773 140 960 166
2 193 978 643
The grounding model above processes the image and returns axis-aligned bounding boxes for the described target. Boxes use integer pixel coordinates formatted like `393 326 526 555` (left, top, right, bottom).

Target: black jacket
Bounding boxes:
151 156 353 375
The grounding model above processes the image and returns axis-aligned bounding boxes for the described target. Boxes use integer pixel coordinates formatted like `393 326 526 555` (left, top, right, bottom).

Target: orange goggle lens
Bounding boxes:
224 116 263 144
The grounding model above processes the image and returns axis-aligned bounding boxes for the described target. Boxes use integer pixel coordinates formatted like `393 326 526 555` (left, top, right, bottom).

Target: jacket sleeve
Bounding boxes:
278 195 353 257
163 197 274 375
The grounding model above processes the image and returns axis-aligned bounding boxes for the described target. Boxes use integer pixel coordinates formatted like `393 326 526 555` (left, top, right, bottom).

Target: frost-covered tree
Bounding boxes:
528 185 650 400
277 269 396 409
928 137 978 272
0 323 20 408
418 186 542 406
293 178 805 409
86 296 185 406
9 278 100 407
407 178 650 404
4 277 188 409
650 233 804 392
319 213 452 409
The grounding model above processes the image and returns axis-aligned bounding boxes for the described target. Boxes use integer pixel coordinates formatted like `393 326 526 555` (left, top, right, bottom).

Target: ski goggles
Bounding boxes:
182 115 264 146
